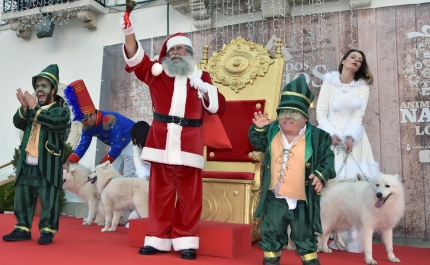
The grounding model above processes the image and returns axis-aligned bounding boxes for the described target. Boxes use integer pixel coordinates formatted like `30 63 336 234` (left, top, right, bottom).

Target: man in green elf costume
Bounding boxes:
2 64 71 245
248 75 335 265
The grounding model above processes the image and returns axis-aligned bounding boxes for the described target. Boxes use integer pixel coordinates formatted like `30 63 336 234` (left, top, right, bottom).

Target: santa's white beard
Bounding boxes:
162 54 194 76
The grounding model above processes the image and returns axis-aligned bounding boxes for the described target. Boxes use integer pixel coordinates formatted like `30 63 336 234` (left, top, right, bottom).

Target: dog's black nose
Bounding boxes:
63 179 66 184
87 176 91 180
376 192 382 198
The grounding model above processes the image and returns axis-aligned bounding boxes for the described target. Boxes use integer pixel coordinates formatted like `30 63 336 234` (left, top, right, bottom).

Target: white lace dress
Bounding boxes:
316 71 380 253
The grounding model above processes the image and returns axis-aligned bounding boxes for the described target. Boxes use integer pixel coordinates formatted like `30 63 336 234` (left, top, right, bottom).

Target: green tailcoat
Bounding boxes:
13 95 71 188
249 121 335 233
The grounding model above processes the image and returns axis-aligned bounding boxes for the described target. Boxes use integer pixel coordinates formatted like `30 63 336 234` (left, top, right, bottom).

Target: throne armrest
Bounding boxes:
250 151 263 191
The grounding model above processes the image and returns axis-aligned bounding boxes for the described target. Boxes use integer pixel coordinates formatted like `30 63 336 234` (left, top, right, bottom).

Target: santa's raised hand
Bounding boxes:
120 13 135 35
124 12 131 29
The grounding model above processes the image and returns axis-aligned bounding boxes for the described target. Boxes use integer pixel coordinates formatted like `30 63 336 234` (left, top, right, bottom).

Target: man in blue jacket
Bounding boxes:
62 79 135 177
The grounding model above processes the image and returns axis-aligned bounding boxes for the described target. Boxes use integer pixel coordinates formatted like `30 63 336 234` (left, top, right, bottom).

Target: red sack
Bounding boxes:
203 111 232 150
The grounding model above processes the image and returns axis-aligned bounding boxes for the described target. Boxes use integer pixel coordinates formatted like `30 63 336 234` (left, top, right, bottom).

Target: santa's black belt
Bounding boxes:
153 111 202 127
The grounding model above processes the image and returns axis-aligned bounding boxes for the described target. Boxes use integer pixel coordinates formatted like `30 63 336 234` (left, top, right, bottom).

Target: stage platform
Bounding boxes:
0 213 428 265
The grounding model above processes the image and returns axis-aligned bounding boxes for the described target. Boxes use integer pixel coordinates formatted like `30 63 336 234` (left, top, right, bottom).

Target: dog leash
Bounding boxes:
336 141 369 181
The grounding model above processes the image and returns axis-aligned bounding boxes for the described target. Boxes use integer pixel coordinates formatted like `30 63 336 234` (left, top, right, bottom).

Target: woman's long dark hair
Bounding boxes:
130 121 151 149
338 49 374 85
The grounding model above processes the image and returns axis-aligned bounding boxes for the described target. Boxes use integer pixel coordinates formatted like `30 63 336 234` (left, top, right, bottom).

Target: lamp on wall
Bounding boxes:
36 13 55 38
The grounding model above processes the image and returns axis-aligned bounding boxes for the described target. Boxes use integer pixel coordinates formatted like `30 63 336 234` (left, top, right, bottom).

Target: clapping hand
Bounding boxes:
16 88 29 111
23 91 37 109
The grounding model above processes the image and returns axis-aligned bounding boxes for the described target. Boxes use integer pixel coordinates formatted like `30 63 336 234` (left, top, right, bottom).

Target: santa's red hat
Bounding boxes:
151 32 193 76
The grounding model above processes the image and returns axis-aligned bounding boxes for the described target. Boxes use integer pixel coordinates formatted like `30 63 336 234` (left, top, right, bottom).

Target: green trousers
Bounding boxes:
13 163 61 234
259 192 318 263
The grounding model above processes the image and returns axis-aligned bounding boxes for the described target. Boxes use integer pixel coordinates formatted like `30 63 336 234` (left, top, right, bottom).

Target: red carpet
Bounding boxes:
0 214 428 265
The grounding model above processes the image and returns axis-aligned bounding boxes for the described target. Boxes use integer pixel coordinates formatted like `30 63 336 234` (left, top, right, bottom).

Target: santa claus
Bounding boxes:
119 13 227 260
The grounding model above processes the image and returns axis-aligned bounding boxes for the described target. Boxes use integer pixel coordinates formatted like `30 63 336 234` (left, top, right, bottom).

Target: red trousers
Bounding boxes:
145 162 202 251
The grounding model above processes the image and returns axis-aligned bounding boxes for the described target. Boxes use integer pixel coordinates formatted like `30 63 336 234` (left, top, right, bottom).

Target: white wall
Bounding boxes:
0 5 195 183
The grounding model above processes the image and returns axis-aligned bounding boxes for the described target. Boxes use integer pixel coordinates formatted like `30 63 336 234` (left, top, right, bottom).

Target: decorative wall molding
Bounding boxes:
77 9 99 29
2 0 106 37
16 27 31 39
166 0 361 29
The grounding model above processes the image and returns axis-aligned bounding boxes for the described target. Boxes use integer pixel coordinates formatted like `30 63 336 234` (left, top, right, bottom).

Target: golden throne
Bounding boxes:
199 36 285 241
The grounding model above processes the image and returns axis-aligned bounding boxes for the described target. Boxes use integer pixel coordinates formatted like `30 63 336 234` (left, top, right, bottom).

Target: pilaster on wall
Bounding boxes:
165 0 192 14
261 0 290 18
350 0 372 9
190 0 212 28
165 0 211 29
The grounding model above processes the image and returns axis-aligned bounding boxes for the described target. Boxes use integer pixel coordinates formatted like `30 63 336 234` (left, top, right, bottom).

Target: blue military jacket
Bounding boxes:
72 110 135 161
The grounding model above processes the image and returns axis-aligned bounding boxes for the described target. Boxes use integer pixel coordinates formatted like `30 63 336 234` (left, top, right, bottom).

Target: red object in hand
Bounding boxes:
124 12 131 29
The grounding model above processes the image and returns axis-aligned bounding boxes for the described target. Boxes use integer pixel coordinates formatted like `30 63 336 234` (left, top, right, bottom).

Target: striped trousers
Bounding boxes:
13 163 61 234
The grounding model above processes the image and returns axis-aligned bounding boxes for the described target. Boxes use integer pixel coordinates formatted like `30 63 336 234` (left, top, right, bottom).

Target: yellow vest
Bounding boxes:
25 102 55 158
269 131 306 200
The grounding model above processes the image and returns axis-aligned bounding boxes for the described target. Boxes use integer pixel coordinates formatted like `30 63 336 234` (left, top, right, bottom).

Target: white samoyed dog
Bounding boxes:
88 161 149 232
318 173 405 265
63 163 105 226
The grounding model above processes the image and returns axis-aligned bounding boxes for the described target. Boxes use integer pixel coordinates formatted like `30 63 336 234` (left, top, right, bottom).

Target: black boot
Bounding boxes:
2 230 31 241
37 232 54 245
263 259 280 265
181 249 197 260
302 260 321 265
138 246 163 255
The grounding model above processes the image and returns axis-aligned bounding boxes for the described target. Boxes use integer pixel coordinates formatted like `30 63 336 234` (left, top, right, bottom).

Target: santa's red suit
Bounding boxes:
123 34 226 251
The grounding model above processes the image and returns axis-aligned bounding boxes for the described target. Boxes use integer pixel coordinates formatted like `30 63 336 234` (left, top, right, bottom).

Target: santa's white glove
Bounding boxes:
190 77 208 94
119 14 135 35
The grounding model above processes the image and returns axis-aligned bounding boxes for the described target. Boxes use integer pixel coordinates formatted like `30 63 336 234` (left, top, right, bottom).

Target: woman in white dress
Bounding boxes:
316 49 380 252
126 121 151 227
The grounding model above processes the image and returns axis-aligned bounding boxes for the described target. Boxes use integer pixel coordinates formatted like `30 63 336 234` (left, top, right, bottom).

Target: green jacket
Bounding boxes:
13 95 71 188
248 121 335 233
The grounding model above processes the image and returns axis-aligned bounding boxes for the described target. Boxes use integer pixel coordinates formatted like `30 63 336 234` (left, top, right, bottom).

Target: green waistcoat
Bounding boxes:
248 121 335 233
13 95 71 188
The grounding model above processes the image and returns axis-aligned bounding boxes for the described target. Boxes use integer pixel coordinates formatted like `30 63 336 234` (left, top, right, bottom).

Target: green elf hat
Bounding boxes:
276 75 315 117
32 64 59 91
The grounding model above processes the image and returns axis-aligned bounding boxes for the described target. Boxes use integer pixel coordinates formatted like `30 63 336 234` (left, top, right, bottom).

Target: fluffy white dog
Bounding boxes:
63 163 105 226
88 161 149 232
318 173 405 265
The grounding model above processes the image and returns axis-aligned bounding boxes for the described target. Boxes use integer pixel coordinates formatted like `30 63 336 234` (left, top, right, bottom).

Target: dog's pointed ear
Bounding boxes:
101 161 110 167
394 174 401 181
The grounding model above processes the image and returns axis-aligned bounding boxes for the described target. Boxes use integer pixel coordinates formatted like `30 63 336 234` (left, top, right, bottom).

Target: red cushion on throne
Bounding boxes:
206 99 265 162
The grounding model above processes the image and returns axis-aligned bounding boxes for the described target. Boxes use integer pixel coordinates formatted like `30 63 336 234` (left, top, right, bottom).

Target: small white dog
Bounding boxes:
63 163 105 226
88 161 149 232
318 173 405 264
